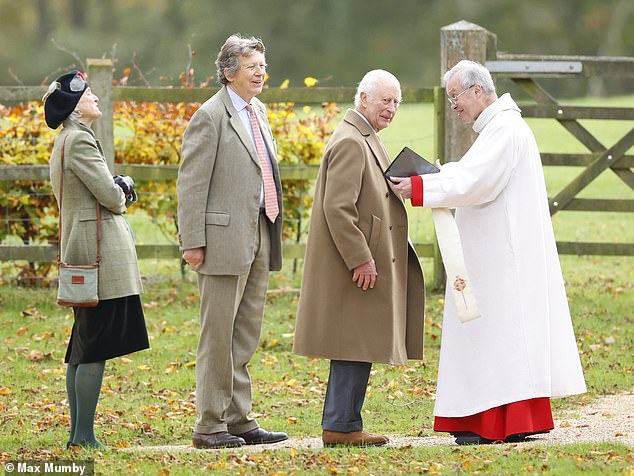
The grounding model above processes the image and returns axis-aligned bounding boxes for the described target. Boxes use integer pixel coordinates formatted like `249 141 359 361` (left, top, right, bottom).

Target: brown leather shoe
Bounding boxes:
322 430 389 447
192 431 245 449
234 427 289 445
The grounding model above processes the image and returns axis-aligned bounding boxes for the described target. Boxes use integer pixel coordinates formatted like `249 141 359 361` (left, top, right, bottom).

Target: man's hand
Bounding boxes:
183 247 205 270
352 259 377 290
390 177 412 199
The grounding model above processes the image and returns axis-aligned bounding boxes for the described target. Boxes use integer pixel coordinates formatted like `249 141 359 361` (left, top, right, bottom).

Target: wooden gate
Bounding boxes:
1 23 632 288
441 21 634 260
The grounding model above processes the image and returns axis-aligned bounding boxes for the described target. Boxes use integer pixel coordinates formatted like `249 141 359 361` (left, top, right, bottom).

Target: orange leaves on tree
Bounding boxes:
0 103 57 283
2 79 338 281
268 100 339 241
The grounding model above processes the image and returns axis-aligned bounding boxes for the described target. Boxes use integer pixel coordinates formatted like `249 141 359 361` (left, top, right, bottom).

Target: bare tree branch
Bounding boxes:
50 38 86 71
109 43 118 64
8 69 24 85
41 64 80 85
185 44 194 87
131 52 152 87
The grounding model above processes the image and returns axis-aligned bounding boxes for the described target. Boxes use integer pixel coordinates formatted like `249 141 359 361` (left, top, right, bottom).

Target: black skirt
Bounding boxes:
65 295 150 365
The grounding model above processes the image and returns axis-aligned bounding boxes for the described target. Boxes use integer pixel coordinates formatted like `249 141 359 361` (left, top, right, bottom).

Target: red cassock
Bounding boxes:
433 397 554 440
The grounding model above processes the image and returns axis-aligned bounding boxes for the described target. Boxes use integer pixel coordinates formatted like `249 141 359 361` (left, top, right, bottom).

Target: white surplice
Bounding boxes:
423 94 587 417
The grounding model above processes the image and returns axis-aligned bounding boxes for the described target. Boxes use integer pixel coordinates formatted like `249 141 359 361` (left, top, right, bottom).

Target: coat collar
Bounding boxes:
344 109 390 171
62 117 96 137
57 117 105 160
473 93 521 133
344 109 373 136
220 86 276 168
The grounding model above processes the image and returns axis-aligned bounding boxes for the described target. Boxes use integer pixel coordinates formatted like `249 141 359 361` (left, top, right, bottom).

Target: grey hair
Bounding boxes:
354 69 401 108
443 60 496 96
215 34 265 85
68 110 83 121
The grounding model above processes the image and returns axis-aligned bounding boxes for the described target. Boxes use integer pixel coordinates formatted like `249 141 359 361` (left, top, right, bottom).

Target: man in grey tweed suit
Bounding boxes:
177 34 287 449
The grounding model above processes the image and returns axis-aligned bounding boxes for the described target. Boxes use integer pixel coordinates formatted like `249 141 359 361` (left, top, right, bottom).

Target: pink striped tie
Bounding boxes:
246 104 279 222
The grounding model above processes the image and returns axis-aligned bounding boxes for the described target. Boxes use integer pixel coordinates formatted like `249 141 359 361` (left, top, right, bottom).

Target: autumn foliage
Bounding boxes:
0 82 340 283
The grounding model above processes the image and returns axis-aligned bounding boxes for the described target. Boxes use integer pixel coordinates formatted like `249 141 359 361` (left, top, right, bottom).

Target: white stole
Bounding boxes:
432 208 480 323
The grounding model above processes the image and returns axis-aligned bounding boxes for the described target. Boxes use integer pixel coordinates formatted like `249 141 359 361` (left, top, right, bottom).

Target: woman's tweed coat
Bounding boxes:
49 119 142 300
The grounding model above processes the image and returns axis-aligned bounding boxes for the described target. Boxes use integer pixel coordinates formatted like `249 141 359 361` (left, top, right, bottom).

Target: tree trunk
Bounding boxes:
69 0 87 29
36 0 53 45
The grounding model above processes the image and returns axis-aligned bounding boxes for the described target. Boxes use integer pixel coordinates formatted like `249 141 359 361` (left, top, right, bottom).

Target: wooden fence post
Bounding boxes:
432 86 446 289
433 21 497 289
440 21 497 162
87 58 114 171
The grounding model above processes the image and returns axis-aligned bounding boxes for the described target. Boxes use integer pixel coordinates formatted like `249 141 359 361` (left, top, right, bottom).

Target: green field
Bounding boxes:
0 96 632 474
1 250 632 474
382 95 634 250
127 94 634 276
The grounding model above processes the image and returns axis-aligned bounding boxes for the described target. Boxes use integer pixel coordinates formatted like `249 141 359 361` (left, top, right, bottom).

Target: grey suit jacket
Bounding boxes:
177 86 283 274
49 119 143 300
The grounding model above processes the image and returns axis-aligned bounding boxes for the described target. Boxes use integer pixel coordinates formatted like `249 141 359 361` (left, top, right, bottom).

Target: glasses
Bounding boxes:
447 84 475 105
242 63 267 73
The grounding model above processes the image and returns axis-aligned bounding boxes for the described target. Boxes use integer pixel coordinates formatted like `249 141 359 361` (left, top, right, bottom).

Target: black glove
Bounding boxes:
127 188 138 203
114 175 138 203
114 175 135 194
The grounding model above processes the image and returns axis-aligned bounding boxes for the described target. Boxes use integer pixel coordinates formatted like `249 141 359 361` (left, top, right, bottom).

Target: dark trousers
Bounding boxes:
321 360 372 432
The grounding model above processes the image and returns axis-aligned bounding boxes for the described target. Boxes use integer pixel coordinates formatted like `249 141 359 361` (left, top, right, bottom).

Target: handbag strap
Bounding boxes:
57 136 101 265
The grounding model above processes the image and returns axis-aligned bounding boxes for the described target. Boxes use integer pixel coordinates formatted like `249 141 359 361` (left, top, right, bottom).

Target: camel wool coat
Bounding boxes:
293 110 425 365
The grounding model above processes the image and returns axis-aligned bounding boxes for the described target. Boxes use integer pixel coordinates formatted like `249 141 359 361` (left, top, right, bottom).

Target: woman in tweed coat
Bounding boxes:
44 71 149 449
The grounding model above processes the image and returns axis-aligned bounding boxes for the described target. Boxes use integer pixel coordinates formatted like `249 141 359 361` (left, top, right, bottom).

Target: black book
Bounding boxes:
384 146 439 183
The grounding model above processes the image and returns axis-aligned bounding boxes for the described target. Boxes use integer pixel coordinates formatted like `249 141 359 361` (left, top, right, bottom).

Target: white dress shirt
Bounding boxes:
227 86 273 206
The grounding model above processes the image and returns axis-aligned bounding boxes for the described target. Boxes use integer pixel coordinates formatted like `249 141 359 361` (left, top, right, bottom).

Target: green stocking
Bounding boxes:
70 361 106 448
65 364 78 447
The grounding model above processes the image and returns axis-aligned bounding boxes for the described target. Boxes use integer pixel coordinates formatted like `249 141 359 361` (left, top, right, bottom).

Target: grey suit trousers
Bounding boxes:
194 212 270 434
321 360 372 432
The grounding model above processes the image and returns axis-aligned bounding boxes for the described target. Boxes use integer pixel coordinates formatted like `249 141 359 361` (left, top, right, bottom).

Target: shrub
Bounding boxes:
0 86 339 283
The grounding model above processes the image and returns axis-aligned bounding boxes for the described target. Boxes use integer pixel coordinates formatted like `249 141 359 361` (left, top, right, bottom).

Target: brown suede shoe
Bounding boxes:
192 431 245 449
322 430 389 447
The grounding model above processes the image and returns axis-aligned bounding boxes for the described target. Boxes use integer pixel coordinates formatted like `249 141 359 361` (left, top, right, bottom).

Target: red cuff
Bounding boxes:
411 175 423 207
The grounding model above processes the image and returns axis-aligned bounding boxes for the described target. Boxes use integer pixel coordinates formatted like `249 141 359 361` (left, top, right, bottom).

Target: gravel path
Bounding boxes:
125 392 633 453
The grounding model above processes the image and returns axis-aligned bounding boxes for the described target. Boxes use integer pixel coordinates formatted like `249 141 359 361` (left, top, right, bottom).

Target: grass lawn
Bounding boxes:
0 254 632 474
0 95 632 474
